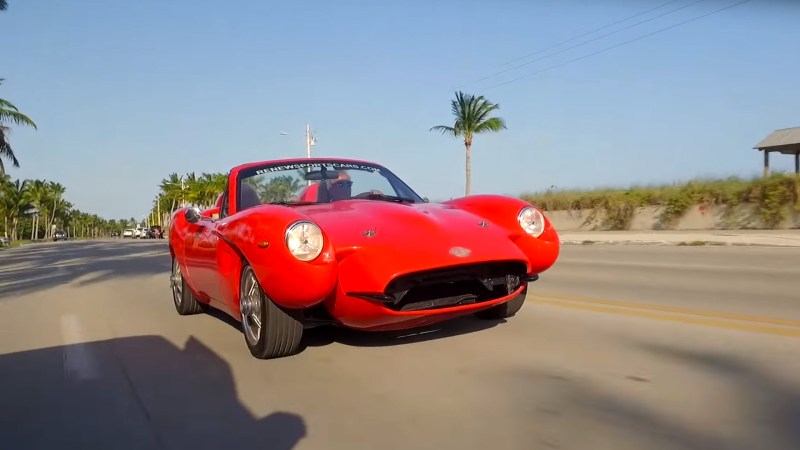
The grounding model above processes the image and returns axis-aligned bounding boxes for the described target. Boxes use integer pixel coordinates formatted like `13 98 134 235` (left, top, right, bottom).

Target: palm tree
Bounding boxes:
1 177 31 241
0 1 7 11
258 175 302 203
0 79 38 174
0 173 14 237
430 91 507 196
25 179 46 240
44 181 66 238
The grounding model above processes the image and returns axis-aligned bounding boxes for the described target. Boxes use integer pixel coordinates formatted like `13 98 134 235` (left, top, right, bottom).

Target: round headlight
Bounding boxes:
518 206 545 237
285 221 324 261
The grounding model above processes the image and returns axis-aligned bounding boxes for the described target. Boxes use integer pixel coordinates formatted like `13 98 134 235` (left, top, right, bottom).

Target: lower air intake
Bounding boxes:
383 261 528 312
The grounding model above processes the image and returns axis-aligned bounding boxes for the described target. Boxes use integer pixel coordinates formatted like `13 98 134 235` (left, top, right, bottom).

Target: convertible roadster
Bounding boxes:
169 157 559 359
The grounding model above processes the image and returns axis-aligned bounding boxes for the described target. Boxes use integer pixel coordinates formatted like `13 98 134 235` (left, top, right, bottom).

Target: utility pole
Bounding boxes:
180 177 186 207
306 123 316 186
306 123 315 158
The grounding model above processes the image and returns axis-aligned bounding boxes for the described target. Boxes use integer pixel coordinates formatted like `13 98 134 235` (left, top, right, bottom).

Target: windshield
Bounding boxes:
236 160 424 211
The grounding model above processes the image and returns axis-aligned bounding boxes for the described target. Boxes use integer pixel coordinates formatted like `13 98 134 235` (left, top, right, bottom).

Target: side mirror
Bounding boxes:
422 197 430 203
185 207 202 224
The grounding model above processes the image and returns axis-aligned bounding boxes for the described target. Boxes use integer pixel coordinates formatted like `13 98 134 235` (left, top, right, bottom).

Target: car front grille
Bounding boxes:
369 261 530 312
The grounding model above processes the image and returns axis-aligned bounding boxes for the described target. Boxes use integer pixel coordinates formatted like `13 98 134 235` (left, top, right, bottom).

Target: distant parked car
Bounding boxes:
53 230 68 241
149 225 164 239
123 229 134 238
0 236 10 247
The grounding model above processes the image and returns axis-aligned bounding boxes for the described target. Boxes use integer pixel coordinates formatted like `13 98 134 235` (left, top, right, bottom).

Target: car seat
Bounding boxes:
239 182 262 210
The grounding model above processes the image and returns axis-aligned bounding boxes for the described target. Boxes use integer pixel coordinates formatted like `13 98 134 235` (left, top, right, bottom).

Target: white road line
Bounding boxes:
60 314 99 381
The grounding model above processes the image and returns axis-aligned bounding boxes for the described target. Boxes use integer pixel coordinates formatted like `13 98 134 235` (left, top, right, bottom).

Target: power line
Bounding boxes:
499 0 683 67
464 0 710 88
480 0 754 91
453 0 684 90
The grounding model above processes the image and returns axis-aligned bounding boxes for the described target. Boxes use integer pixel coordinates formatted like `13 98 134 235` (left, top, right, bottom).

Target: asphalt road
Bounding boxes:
0 239 798 450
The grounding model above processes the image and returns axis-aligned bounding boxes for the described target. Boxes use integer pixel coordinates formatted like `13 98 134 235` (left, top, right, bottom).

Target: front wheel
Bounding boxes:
239 264 304 359
475 283 528 320
170 257 207 315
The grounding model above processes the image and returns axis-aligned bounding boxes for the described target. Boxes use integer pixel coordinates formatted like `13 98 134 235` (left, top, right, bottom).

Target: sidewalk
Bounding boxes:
557 230 800 247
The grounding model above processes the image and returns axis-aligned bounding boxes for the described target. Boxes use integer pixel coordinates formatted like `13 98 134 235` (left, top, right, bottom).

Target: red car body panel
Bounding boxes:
169 157 560 331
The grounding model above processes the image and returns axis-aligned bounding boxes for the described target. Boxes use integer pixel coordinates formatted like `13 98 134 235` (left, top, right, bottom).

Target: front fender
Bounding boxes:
218 206 338 309
168 207 192 278
443 195 560 274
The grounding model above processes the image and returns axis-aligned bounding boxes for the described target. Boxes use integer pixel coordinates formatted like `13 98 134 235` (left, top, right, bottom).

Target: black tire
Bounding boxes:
239 264 303 359
171 257 207 315
475 283 528 320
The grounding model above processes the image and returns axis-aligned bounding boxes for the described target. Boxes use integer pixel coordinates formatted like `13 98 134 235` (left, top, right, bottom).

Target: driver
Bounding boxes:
326 170 352 201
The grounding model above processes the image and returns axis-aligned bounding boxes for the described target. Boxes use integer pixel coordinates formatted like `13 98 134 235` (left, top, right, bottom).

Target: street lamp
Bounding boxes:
278 124 317 158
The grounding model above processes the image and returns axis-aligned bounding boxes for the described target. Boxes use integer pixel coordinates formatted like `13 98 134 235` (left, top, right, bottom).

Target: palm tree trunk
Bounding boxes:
48 200 57 238
168 198 176 228
464 140 472 196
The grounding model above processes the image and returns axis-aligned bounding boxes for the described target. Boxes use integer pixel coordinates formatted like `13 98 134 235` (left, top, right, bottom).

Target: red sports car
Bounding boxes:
169 157 560 359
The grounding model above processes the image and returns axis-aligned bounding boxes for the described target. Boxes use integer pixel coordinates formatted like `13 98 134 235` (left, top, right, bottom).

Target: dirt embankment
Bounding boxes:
546 203 800 231
524 174 800 231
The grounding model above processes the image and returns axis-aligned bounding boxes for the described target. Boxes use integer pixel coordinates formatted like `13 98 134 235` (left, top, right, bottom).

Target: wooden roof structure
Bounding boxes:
753 126 800 175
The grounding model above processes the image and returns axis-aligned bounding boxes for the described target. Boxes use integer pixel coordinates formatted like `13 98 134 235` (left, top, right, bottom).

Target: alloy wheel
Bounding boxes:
240 268 263 346
171 259 183 307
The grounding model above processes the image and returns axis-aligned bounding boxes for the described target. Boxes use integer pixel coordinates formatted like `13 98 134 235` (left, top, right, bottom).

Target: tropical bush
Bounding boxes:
521 173 800 230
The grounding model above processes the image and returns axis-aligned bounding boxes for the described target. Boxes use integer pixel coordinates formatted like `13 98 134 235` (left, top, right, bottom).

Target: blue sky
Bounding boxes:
2 0 799 220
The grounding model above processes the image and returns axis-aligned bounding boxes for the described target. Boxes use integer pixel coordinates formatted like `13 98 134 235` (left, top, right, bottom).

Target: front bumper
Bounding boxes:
328 283 529 331
325 260 536 330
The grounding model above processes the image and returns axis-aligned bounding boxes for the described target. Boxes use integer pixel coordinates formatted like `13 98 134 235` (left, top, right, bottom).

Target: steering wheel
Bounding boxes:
353 189 383 199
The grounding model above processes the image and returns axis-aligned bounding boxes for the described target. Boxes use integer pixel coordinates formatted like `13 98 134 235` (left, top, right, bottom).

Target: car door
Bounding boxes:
182 184 227 302
211 187 242 312
191 221 224 300
182 220 217 299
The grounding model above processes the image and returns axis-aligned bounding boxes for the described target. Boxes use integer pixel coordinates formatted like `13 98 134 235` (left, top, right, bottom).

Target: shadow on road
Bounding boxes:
0 335 306 450
0 240 169 298
203 304 505 352
303 315 506 349
634 342 800 450
512 342 800 450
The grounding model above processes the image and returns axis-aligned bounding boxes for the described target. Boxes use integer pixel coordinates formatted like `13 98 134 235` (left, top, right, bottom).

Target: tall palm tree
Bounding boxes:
430 91 507 196
44 181 66 238
0 79 38 174
25 179 46 239
0 1 7 11
0 173 13 236
2 178 30 241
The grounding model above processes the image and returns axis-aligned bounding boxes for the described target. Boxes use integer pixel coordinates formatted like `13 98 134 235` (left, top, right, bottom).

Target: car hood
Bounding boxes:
296 200 530 292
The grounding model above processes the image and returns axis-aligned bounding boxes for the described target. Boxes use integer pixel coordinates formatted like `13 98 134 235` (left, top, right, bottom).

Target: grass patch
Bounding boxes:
0 239 31 250
677 240 708 246
521 173 800 230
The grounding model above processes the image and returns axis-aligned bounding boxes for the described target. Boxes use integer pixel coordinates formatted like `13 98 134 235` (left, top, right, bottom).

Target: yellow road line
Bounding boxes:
528 292 800 328
530 297 800 337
